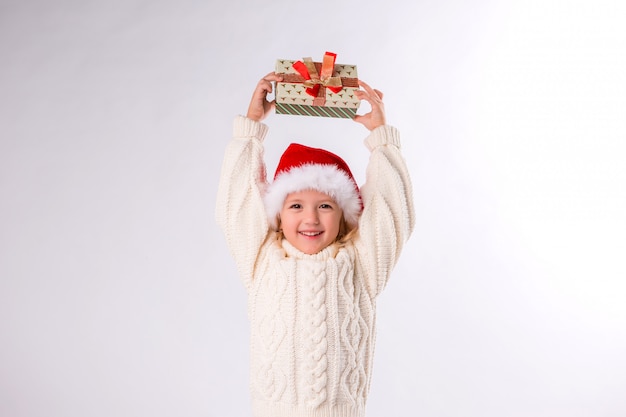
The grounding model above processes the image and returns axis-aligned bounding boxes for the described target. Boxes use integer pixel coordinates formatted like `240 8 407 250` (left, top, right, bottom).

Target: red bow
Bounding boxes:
292 52 343 98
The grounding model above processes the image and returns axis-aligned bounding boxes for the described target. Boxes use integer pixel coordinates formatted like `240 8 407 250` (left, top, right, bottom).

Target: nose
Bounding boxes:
303 207 320 224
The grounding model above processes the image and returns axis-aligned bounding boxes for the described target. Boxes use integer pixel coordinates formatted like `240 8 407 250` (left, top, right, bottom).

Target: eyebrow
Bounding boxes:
285 198 335 205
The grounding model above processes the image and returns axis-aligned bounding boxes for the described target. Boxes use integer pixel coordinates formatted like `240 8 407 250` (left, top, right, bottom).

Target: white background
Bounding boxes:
1 1 625 416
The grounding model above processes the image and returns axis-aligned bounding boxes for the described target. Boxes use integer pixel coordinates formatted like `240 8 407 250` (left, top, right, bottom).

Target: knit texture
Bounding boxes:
216 115 415 417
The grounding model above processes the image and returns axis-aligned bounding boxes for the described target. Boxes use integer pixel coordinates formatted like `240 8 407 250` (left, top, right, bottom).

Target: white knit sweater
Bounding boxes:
216 116 415 417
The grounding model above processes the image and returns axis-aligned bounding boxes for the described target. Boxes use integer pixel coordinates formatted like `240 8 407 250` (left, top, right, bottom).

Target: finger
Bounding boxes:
256 73 284 97
354 89 382 108
262 71 283 82
355 83 383 104
353 114 365 125
358 80 378 96
255 78 277 97
259 79 274 94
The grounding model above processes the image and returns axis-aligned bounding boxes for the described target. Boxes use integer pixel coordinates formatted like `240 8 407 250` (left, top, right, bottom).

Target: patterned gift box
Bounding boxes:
275 52 360 119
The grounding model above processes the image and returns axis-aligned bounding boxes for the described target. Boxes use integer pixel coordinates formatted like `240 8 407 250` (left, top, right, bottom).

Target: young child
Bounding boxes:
216 72 415 417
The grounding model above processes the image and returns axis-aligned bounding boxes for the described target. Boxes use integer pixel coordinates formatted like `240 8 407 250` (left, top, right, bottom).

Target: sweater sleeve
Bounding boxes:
354 125 415 298
215 115 271 289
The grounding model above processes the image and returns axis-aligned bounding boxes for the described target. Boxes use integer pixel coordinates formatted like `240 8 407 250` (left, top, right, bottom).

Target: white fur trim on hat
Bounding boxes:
263 163 362 231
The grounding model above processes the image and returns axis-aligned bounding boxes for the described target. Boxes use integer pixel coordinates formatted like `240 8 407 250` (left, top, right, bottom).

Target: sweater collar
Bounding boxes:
281 239 339 260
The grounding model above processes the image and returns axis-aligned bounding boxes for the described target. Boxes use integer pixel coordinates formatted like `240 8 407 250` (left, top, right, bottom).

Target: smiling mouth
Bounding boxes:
299 231 323 237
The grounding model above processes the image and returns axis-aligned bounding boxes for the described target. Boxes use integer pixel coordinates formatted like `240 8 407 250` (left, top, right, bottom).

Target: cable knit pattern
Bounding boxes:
255 261 289 401
301 262 328 407
338 257 366 404
216 116 415 417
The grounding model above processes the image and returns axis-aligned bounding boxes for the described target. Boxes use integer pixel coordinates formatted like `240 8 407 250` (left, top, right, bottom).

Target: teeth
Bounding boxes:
300 231 322 236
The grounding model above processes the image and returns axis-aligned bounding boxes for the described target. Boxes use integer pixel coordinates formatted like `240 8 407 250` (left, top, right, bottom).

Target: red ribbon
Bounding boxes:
292 52 343 98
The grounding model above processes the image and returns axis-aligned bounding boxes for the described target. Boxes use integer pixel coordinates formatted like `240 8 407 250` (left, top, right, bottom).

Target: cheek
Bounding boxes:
326 214 342 231
278 212 297 229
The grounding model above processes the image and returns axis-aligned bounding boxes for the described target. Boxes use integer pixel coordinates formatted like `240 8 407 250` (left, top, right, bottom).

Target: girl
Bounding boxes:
216 72 415 417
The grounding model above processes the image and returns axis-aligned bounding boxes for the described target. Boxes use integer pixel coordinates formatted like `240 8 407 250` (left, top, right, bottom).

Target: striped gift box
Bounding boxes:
274 52 360 119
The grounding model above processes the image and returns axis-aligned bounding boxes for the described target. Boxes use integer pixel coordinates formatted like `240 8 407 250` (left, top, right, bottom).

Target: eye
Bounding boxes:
289 203 301 209
319 203 334 209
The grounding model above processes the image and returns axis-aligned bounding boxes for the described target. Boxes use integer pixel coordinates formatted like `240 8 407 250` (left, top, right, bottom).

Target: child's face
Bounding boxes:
279 189 343 255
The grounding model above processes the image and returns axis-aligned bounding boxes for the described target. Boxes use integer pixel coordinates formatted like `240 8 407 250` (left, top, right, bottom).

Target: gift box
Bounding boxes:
275 52 360 119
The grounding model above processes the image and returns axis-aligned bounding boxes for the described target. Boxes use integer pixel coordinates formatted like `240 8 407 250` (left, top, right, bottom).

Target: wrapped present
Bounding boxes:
275 52 360 119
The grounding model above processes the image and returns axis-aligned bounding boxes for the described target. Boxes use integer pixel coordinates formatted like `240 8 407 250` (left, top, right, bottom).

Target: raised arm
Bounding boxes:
353 81 416 297
215 73 282 288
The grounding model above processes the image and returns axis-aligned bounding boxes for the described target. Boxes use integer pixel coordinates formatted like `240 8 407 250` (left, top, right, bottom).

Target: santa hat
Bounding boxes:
263 143 362 230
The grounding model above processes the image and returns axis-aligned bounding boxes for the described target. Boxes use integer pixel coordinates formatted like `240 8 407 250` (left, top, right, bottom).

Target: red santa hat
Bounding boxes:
263 143 362 230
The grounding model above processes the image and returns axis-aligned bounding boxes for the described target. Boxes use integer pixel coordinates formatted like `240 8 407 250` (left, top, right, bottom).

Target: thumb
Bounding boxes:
353 114 365 125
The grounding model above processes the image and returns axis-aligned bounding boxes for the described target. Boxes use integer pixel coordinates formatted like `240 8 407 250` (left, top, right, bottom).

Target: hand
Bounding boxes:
246 72 283 122
353 80 386 131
